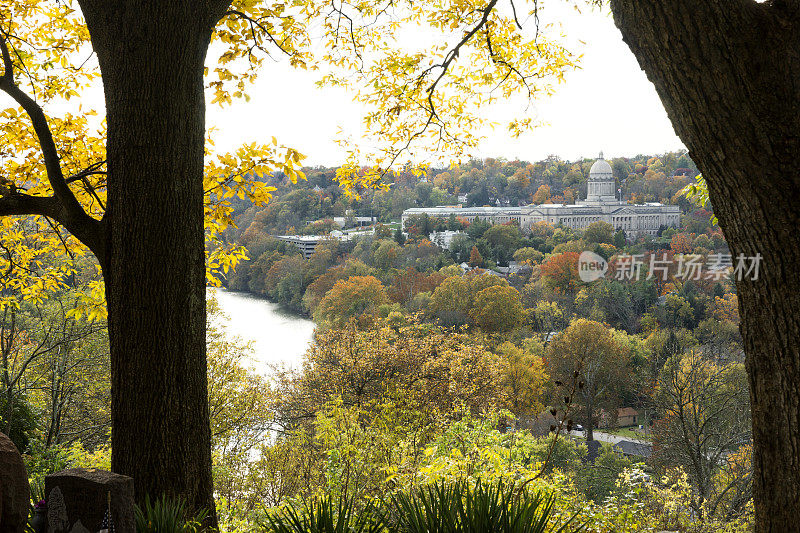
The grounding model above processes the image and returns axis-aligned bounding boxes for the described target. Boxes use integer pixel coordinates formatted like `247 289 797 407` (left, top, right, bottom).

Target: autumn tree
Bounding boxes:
527 300 567 338
371 239 402 271
314 276 388 327
497 341 548 417
2 292 109 452
583 221 614 245
546 319 633 442
513 247 544 265
643 328 699 381
274 318 507 425
388 267 445 306
608 2 800 525
302 266 346 314
651 351 752 520
540 252 581 295
469 285 523 332
468 245 484 268
429 273 508 327
532 184 552 204
0 1 578 512
429 276 474 327
670 233 693 255
713 293 740 323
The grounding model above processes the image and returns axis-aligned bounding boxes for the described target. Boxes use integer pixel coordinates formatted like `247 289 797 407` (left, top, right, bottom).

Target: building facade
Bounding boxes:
401 206 522 228
401 154 680 238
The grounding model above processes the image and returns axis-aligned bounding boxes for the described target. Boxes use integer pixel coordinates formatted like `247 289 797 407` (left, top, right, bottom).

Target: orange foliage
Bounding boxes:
469 246 484 267
540 252 580 294
388 267 446 304
670 233 693 254
531 184 551 204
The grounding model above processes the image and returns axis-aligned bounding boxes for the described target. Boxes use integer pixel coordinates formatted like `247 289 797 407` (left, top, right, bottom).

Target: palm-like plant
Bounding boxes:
262 479 582 533
263 495 384 533
388 481 461 533
387 478 582 533
134 494 208 533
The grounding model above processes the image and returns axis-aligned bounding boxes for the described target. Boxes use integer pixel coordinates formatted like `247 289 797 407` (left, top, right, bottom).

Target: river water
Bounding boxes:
208 287 316 374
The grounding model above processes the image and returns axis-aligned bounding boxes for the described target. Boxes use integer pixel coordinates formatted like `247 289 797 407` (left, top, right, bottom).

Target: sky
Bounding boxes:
205 3 686 166
0 3 686 168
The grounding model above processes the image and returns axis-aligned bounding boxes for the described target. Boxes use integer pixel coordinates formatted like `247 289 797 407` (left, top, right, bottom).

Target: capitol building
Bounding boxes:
402 154 680 238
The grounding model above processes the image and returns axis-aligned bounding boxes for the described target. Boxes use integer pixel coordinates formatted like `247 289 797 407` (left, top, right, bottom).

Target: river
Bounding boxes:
208 287 316 374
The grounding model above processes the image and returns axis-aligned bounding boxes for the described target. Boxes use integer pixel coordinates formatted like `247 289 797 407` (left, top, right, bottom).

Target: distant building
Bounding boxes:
600 407 642 428
401 206 522 228
275 232 353 259
618 407 641 427
274 235 327 258
401 154 680 238
613 439 653 459
332 216 376 228
429 230 464 248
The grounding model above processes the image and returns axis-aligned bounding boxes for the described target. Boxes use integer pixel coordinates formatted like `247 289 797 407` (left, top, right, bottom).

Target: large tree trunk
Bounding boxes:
610 1 800 530
78 1 229 519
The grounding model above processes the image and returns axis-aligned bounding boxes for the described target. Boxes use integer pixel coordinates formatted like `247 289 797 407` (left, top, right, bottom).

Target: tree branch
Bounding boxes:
0 32 105 261
223 9 293 57
0 191 61 218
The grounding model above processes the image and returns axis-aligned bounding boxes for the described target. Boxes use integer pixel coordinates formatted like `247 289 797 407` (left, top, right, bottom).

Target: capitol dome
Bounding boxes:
589 152 613 181
582 152 617 203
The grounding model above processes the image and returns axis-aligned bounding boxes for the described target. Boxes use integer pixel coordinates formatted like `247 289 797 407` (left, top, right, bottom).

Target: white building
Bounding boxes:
521 153 680 236
429 230 464 248
332 215 376 228
401 154 680 238
275 232 355 259
401 206 522 228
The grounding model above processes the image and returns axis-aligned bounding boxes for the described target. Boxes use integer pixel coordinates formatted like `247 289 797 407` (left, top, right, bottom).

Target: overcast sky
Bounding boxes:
1 4 686 167
206 3 686 166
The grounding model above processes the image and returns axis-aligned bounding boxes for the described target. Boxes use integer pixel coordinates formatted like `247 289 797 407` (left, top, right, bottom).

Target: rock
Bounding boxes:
44 469 134 533
0 431 30 533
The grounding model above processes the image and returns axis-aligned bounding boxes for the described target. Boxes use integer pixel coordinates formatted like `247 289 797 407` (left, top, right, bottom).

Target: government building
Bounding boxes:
402 154 680 238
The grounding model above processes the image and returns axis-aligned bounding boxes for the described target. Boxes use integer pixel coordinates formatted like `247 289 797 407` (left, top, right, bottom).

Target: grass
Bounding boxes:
601 427 652 441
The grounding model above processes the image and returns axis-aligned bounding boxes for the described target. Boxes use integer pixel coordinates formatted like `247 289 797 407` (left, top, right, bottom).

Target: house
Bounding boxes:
613 439 652 459
600 407 641 428
617 407 641 427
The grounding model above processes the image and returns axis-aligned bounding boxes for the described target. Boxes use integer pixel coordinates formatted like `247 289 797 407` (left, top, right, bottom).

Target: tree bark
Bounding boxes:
610 1 800 530
585 394 594 442
77 0 230 520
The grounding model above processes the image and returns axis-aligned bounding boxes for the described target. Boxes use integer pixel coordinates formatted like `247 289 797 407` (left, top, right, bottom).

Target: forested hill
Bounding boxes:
224 151 700 238
217 151 717 317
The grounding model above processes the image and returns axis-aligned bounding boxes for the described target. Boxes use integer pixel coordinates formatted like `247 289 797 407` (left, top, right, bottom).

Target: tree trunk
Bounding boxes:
585 396 594 442
78 0 229 519
610 1 800 530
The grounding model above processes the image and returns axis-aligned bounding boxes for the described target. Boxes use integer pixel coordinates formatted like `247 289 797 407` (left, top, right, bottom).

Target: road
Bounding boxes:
567 429 651 445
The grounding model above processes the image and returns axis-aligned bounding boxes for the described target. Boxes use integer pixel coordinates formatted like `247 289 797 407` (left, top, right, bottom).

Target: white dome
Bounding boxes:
589 153 613 181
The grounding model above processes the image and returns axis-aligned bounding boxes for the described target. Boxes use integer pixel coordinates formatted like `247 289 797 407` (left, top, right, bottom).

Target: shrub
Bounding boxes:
387 478 578 533
134 495 207 533
263 494 383 533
